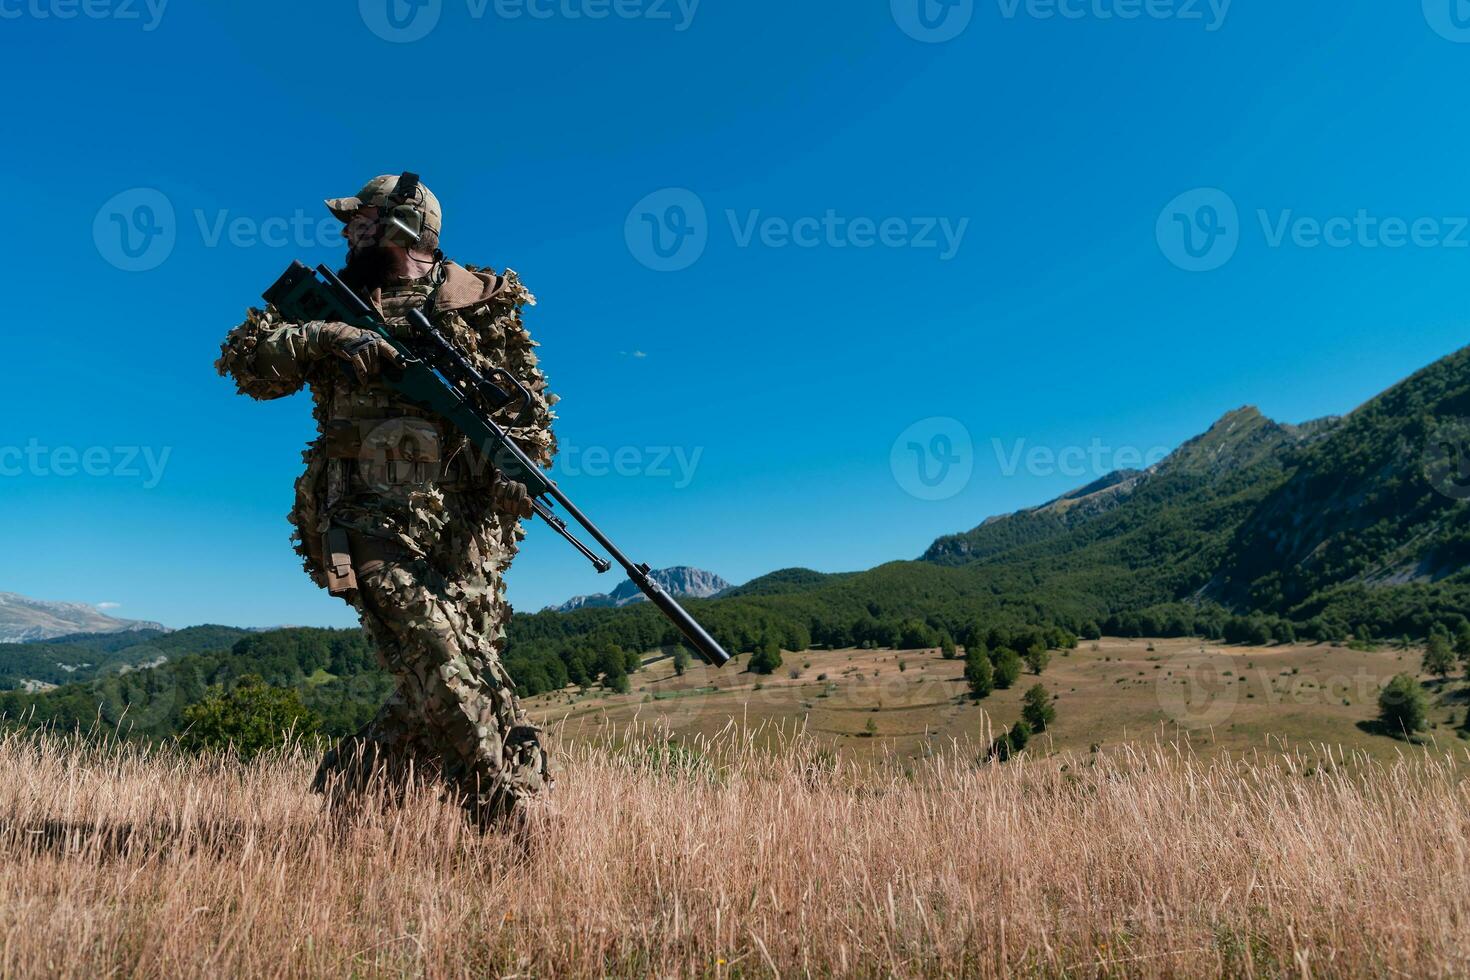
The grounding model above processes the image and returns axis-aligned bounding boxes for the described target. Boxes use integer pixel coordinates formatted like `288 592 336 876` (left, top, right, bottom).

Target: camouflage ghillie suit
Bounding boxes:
216 236 556 824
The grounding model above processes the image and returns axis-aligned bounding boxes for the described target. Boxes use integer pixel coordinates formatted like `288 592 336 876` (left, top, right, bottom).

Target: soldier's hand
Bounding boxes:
493 476 535 519
319 322 403 384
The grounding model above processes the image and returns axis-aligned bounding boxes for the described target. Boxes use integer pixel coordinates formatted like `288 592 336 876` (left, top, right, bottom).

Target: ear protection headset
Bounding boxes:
384 172 428 246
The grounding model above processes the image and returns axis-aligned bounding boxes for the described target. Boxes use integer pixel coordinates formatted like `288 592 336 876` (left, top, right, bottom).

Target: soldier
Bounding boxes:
216 174 555 826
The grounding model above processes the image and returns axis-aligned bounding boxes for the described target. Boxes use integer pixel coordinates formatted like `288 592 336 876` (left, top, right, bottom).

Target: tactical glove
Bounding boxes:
316 322 402 384
493 475 535 519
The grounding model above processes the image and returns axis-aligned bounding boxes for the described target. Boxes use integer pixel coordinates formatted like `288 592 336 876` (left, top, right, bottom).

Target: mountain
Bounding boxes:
922 407 1339 567
919 345 1470 630
1207 348 1470 611
547 567 731 612
0 594 167 644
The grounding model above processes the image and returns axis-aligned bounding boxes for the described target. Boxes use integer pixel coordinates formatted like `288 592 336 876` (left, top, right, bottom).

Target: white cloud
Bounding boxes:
96 602 121 610
619 350 648 359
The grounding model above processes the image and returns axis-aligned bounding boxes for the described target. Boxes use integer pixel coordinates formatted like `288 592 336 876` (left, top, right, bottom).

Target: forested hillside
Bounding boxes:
0 628 389 739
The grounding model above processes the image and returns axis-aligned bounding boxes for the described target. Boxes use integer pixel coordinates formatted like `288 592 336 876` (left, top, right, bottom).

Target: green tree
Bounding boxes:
1021 684 1055 733
1454 624 1470 672
750 635 783 676
1080 621 1103 641
994 649 1023 690
1378 674 1428 738
1422 633 1455 679
1024 643 1050 675
898 620 938 650
940 633 957 660
964 644 993 700
672 646 690 677
604 659 631 694
987 721 1031 762
178 675 319 761
1008 720 1032 755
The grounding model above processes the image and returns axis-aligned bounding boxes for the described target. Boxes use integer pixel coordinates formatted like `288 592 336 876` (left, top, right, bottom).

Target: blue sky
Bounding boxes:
2 0 1467 628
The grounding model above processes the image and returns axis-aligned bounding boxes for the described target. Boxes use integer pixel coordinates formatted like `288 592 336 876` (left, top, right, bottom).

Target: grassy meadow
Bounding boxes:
0 725 1466 976
527 636 1470 763
0 638 1467 977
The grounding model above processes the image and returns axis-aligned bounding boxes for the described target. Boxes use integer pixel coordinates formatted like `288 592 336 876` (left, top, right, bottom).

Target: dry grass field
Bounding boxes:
527 637 1470 763
3 638 1467 977
1 720 1467 977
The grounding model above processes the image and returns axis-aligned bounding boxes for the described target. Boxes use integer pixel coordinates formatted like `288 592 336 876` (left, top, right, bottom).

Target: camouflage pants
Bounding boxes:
312 530 550 825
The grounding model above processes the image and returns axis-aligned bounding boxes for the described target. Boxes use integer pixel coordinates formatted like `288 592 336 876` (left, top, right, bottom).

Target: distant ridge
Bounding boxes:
0 593 166 644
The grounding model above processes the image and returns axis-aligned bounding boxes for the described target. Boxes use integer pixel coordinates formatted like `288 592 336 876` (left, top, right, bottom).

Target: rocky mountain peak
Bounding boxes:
546 567 731 613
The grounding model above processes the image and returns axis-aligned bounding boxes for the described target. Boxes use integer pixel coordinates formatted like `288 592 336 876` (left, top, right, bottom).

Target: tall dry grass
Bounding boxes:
0 724 1465 978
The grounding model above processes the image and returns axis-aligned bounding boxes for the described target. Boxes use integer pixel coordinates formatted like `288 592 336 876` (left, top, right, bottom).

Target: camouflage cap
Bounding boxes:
325 173 442 243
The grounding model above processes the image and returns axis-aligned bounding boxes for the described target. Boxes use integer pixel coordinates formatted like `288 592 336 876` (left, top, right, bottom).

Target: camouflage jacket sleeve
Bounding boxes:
439 268 559 470
215 307 337 401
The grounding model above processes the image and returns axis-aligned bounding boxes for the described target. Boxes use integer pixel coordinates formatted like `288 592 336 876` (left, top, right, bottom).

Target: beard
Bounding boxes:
340 245 402 291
